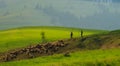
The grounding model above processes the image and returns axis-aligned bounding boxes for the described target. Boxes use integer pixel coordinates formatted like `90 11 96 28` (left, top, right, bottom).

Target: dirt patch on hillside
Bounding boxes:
79 32 120 50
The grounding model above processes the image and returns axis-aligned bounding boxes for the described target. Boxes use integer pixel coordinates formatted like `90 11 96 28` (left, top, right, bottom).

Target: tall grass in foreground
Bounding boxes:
0 48 119 66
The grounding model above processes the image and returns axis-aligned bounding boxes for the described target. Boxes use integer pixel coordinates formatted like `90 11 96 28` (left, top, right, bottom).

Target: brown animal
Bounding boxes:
4 54 9 61
64 51 70 57
53 47 59 52
32 48 40 53
10 53 17 59
28 53 34 58
0 55 8 62
35 44 42 48
19 48 27 54
58 40 64 44
9 50 19 56
44 43 52 49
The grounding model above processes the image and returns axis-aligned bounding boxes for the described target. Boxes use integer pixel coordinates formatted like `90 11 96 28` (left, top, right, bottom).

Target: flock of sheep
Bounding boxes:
0 40 68 62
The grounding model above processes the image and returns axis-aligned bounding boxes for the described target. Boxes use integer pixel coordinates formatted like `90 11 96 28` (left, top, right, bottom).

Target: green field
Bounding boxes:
0 48 120 66
0 26 106 52
0 26 120 66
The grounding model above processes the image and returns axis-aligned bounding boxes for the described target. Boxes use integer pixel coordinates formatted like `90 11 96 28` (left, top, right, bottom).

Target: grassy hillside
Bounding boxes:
0 26 106 52
0 48 120 66
0 27 119 66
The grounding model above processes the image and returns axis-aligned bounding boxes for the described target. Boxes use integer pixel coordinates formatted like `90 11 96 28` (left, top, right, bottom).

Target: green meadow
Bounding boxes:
0 48 120 66
0 26 106 52
0 26 119 66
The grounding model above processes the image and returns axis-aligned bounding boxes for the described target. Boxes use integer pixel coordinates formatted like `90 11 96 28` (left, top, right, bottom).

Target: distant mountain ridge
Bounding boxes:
0 0 120 30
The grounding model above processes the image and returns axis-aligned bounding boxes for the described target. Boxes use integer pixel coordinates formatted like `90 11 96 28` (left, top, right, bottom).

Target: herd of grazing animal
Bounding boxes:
0 40 68 62
0 32 82 62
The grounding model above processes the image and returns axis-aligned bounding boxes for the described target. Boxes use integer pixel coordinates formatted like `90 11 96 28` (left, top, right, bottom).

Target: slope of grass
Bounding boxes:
0 26 107 52
0 48 119 66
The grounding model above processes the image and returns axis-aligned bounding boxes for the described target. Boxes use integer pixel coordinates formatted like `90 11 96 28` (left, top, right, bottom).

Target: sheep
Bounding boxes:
64 51 70 57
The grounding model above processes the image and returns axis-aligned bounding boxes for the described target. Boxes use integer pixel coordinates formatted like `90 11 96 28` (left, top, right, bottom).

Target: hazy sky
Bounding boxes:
0 0 120 30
